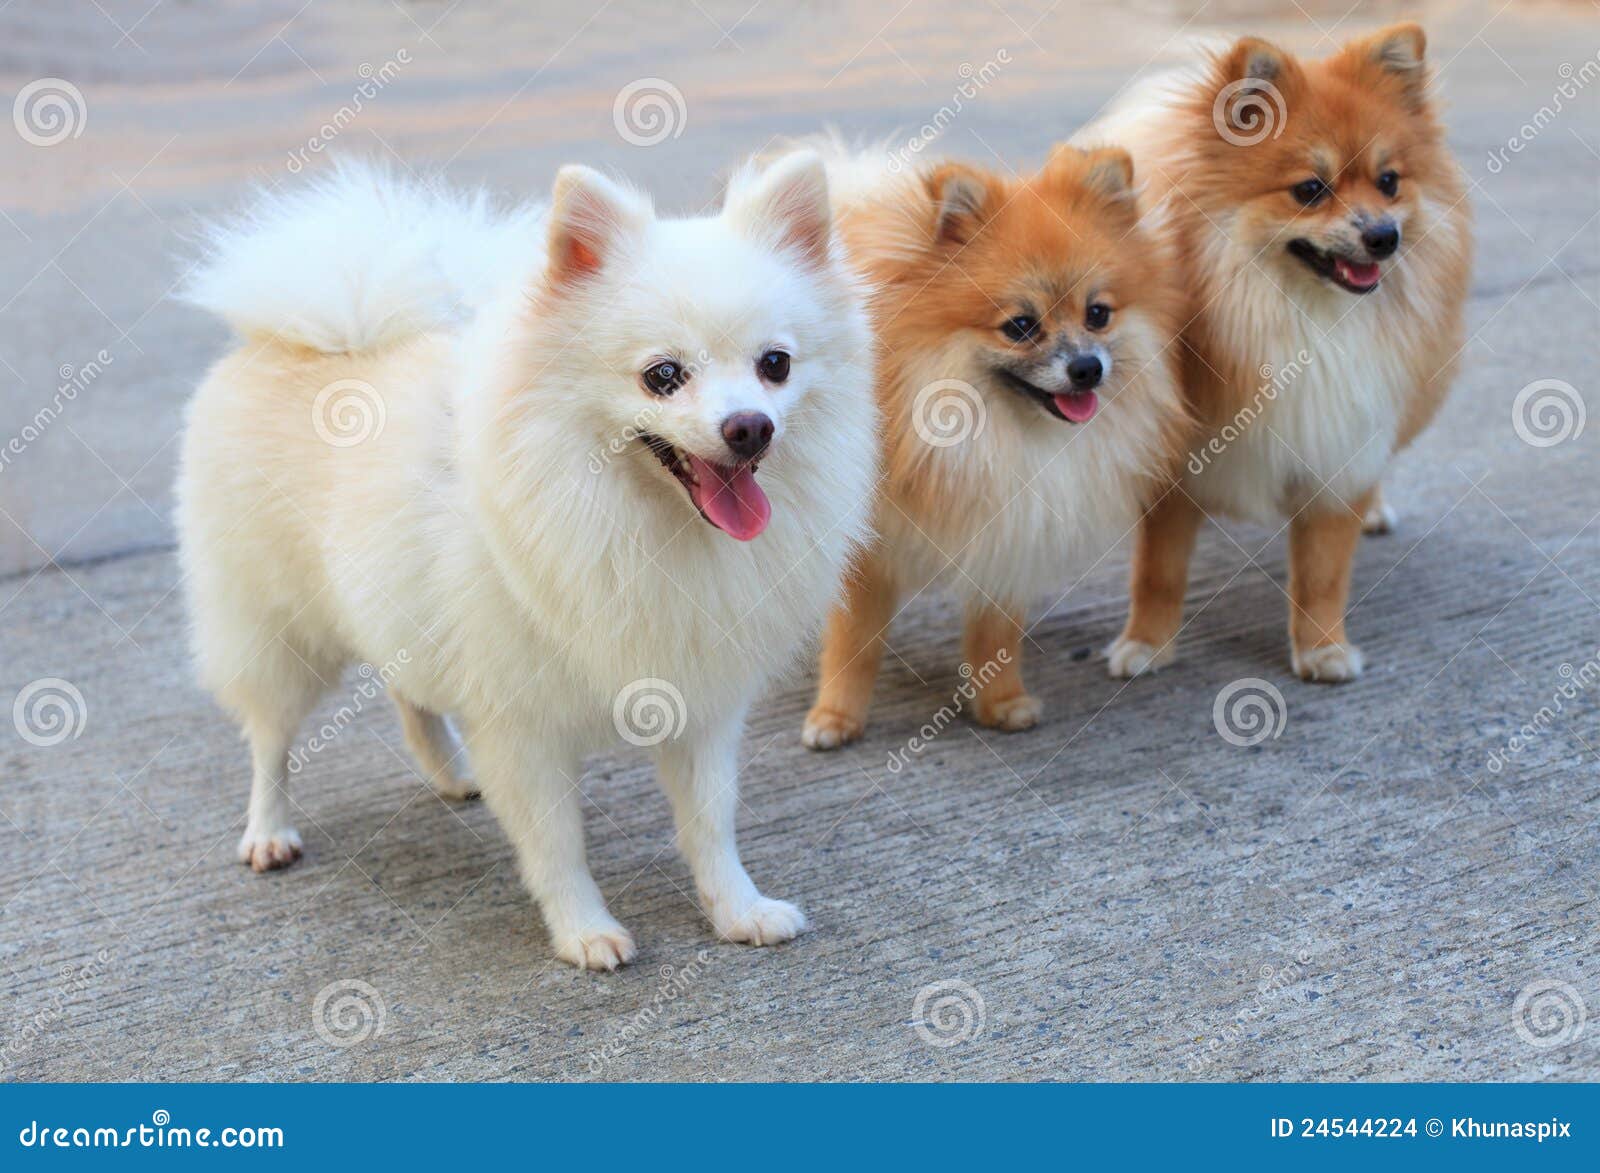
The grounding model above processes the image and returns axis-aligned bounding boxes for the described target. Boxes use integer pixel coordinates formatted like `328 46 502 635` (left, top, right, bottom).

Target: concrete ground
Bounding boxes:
1 1 1596 1081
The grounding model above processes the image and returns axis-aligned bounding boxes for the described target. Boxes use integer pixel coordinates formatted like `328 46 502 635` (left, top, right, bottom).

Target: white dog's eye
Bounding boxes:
641 360 686 396
758 350 790 384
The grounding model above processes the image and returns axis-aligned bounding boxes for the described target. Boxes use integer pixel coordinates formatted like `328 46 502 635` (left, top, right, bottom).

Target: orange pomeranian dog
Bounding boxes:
801 142 1186 748
1083 23 1472 683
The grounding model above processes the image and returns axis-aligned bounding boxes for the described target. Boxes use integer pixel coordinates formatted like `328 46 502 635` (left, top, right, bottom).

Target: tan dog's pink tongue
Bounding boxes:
1052 390 1099 423
685 454 771 541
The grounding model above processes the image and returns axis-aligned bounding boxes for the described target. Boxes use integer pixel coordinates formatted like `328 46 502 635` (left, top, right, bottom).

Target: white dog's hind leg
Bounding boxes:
655 715 807 947
394 697 477 799
233 648 326 873
470 720 634 971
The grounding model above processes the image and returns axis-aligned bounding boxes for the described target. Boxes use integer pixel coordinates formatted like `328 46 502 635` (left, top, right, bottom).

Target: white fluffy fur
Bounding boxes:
177 157 878 969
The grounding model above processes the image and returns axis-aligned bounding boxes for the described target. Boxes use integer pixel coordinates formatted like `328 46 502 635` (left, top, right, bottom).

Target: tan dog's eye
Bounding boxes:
1376 170 1400 198
1085 303 1112 331
1291 178 1329 206
1001 315 1039 342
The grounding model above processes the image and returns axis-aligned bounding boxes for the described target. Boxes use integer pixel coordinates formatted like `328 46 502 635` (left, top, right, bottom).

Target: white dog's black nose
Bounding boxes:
721 411 773 461
1067 354 1103 391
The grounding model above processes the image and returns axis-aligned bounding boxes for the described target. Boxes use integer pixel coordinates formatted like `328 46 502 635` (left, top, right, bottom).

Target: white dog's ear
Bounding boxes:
726 151 831 267
546 166 651 286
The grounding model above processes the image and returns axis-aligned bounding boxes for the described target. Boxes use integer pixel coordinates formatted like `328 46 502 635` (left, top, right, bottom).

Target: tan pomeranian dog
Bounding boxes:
1083 24 1472 683
801 143 1186 748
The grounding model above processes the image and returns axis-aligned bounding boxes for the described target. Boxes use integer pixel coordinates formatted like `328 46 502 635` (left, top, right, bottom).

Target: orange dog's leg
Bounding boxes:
963 603 1041 731
1107 486 1204 677
803 553 896 749
1287 493 1369 682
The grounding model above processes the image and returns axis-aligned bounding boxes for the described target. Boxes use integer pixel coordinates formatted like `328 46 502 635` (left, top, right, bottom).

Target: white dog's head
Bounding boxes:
518 151 869 543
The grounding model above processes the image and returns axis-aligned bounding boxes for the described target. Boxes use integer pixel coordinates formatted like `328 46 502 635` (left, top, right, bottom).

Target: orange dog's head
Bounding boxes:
1189 23 1457 296
898 145 1177 427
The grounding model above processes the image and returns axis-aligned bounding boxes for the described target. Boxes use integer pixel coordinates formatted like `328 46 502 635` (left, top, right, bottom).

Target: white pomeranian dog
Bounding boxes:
176 153 878 970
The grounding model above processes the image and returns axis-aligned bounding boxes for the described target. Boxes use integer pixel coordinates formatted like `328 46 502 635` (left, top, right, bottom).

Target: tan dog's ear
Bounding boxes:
1082 147 1134 199
1212 36 1300 142
1337 22 1429 109
546 166 651 287
926 164 992 245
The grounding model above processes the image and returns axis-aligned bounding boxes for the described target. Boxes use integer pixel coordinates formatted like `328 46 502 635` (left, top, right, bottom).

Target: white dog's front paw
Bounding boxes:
714 896 807 947
429 770 480 801
1293 642 1364 683
553 918 637 972
237 825 303 873
1106 636 1174 678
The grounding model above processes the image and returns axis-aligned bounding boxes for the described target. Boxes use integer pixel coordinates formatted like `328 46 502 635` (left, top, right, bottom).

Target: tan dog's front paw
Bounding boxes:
554 920 637 972
1106 635 1175 678
715 896 807 946
238 826 303 873
1362 502 1397 535
976 692 1042 731
1293 642 1364 683
802 706 864 750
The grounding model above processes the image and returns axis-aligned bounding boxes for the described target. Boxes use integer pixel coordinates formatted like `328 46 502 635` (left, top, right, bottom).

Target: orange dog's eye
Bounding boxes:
1291 178 1328 206
1085 303 1112 331
1376 170 1400 198
1001 316 1039 342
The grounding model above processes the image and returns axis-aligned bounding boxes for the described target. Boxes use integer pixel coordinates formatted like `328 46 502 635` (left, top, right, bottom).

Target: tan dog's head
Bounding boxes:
1190 23 1455 296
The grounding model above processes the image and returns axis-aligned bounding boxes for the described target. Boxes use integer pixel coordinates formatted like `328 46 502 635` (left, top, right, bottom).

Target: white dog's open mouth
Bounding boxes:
640 433 771 541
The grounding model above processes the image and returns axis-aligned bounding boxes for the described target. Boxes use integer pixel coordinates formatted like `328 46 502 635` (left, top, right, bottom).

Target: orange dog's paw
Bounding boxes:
976 692 1043 731
1362 501 1397 535
802 706 864 750
1106 635 1175 678
1293 642 1364 683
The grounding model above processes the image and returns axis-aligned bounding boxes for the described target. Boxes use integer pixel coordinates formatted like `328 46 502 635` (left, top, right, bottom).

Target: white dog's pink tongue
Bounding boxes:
685 454 771 541
1335 256 1381 289
1052 390 1099 423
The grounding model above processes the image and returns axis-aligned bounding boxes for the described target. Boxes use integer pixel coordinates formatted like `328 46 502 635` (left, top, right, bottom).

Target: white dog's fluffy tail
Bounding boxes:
182 160 544 353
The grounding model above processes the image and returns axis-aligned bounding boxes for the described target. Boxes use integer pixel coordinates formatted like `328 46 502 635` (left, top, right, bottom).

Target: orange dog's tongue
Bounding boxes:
685 454 771 541
1052 390 1099 423
1334 256 1381 290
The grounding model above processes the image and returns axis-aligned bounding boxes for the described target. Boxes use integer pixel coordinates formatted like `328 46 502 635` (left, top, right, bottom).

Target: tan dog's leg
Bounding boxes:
1107 487 1204 677
803 554 896 749
963 603 1040 731
1362 484 1397 535
1288 494 1369 682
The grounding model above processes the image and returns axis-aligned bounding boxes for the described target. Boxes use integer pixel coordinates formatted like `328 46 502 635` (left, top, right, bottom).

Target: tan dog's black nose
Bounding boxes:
721 412 773 461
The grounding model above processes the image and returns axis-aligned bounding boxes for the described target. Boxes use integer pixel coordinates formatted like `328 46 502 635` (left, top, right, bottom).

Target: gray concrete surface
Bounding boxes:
1 1 1596 1081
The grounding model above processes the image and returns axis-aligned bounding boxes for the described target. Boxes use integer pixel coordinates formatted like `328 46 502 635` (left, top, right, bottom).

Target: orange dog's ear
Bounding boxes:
1081 147 1134 200
1336 23 1429 110
1211 37 1301 142
926 164 993 246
